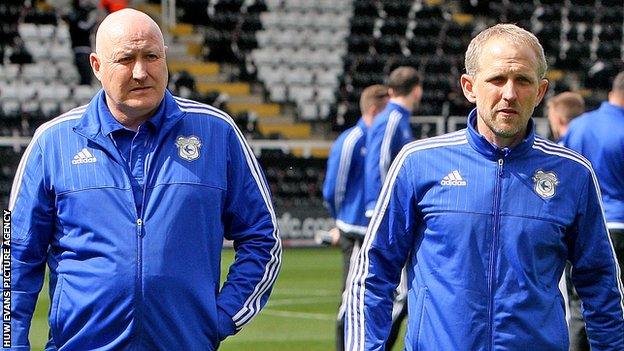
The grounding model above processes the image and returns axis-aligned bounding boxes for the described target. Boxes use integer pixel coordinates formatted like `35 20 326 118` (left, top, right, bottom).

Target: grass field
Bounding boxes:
28 248 404 350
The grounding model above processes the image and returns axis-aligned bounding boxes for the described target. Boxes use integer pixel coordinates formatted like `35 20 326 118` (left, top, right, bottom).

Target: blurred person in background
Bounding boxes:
347 23 623 350
563 72 624 351
546 91 585 143
364 66 422 218
99 0 127 13
322 84 389 351
6 8 281 350
362 67 422 350
63 0 101 85
546 91 589 351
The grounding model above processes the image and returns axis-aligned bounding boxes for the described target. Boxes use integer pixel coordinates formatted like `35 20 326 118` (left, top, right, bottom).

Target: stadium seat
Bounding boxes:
74 85 97 105
0 64 20 82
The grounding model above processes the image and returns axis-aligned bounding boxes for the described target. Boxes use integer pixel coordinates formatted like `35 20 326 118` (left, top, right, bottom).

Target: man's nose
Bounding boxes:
501 80 518 102
132 59 148 81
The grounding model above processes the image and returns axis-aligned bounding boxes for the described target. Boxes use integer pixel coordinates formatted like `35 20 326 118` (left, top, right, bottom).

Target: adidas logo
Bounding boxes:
71 148 97 165
441 170 466 186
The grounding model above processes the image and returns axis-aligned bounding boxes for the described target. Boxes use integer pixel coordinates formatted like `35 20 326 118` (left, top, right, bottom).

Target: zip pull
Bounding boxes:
498 158 504 176
136 218 144 237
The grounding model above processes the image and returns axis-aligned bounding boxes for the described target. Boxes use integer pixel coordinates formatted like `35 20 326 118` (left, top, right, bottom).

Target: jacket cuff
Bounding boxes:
217 307 237 341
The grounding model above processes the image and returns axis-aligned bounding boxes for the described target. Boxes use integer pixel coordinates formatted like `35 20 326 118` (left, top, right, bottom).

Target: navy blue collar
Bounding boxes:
466 108 535 160
357 117 368 130
73 89 185 141
96 90 165 136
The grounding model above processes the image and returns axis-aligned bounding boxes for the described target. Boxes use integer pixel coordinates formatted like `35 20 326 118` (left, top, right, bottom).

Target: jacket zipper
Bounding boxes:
134 138 152 346
487 157 504 351
135 217 143 345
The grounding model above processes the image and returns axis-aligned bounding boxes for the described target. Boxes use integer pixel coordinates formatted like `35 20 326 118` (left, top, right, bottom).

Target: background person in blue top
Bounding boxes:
362 67 422 350
546 91 590 351
322 84 389 351
563 72 624 351
6 8 281 350
364 66 422 218
546 91 585 143
346 23 624 351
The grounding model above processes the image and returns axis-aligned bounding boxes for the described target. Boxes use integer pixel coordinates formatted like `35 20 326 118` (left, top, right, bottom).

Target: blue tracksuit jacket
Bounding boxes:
563 101 624 229
323 118 369 236
346 109 624 350
364 101 413 217
6 90 282 350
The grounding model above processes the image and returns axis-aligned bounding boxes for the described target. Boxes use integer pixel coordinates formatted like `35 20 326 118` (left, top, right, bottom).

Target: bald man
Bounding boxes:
7 9 281 350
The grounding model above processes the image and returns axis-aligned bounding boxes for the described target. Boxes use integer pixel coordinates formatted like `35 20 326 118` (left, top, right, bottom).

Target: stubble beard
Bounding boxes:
483 111 525 139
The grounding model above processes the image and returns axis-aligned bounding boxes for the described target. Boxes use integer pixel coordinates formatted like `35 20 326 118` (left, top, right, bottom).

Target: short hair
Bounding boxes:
465 23 547 79
386 66 422 97
547 92 585 123
360 84 389 115
612 71 624 93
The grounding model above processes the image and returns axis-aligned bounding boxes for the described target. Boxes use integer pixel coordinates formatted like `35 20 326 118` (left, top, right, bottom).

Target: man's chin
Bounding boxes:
492 126 522 139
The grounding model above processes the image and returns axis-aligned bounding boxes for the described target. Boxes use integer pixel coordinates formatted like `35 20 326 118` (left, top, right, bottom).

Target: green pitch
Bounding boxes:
28 248 404 350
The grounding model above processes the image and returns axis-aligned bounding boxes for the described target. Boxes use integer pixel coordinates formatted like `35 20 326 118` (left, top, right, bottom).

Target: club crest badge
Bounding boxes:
532 170 559 199
175 135 202 161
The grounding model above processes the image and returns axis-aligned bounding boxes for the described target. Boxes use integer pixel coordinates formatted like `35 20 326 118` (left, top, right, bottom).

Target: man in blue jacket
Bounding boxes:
364 66 422 218
5 9 281 350
346 23 624 351
563 72 624 351
323 84 388 351
546 91 590 351
362 66 422 350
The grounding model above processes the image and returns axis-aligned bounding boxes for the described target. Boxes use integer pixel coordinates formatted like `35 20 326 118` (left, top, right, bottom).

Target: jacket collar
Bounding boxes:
466 108 535 160
73 89 185 143
357 117 368 130
599 101 624 117
385 101 410 117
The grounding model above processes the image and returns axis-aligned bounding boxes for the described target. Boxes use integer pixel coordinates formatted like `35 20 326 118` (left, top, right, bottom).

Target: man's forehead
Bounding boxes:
103 30 163 52
96 13 164 53
477 39 540 75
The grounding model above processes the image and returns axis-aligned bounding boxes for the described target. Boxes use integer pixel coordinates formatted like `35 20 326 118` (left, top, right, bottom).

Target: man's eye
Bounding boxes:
488 77 506 85
517 77 532 85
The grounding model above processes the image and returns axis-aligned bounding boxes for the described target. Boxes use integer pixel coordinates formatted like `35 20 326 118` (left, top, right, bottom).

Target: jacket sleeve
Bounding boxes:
5 140 54 350
346 154 416 351
322 138 343 218
568 171 624 350
216 127 282 341
364 124 385 217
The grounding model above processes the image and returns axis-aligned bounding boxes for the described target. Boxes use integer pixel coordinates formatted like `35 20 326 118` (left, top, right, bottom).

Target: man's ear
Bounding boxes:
460 74 476 103
413 85 423 102
534 78 550 106
90 53 102 81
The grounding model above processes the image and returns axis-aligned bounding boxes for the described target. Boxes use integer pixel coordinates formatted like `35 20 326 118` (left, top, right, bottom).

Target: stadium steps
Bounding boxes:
140 3 318 140
197 82 250 96
228 102 280 117
258 122 312 139
291 147 330 158
168 61 220 76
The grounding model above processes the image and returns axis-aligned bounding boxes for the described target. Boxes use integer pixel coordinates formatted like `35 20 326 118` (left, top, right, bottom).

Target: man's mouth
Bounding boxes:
130 86 150 92
497 108 518 115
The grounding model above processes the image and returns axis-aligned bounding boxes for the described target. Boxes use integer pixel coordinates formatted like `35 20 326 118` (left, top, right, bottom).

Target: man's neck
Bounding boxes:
608 96 624 108
476 117 527 149
107 103 154 131
389 97 413 113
